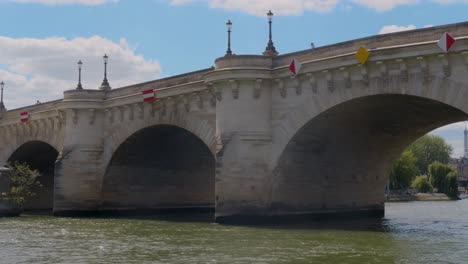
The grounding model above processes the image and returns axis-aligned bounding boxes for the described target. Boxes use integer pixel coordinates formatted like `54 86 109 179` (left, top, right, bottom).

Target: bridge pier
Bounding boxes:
53 90 106 216
207 57 278 223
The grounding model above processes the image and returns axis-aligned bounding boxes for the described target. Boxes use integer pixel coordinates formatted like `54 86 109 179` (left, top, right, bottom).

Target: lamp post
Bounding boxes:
0 81 5 111
76 60 83 90
99 54 111 91
263 10 278 56
226 20 233 56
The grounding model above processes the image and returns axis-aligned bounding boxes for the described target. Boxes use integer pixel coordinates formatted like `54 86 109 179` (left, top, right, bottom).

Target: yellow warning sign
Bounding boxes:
355 46 369 64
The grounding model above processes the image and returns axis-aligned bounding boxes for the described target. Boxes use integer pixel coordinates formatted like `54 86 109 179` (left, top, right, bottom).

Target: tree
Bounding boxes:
1 162 42 206
390 149 418 190
445 171 458 198
428 161 453 193
411 175 432 193
407 134 453 175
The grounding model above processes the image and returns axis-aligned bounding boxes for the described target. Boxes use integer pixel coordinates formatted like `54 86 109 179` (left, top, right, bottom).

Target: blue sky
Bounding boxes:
0 0 468 156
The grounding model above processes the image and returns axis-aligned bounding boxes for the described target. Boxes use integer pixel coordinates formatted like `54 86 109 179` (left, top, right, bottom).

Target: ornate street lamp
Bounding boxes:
99 54 111 91
263 10 278 56
0 81 5 111
76 60 83 90
226 20 233 56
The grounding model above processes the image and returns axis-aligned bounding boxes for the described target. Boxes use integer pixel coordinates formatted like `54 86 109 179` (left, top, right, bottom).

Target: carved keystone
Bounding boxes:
177 95 189 113
253 79 263 99
437 54 451 78
376 61 389 84
307 73 317 94
290 76 302 95
208 83 222 102
151 100 160 117
358 65 369 87
124 104 134 121
117 106 124 122
192 92 204 110
417 56 432 84
136 103 144 119
340 67 351 88
71 109 78 125
276 79 286 98
105 109 114 123
229 80 239 100
323 70 334 92
88 109 95 125
396 59 408 82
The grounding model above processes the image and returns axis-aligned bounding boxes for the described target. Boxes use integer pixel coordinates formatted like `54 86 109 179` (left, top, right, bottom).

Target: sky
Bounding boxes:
0 0 468 156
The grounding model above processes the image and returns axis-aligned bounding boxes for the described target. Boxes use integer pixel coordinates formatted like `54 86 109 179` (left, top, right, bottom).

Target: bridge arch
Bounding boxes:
0 125 63 165
270 77 468 216
101 124 216 212
103 108 217 165
272 76 468 164
5 141 59 211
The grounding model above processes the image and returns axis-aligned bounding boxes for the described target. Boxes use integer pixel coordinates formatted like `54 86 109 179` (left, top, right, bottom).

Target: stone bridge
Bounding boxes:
2 22 468 223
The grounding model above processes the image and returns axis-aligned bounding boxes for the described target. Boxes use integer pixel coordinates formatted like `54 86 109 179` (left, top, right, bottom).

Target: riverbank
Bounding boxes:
386 193 453 202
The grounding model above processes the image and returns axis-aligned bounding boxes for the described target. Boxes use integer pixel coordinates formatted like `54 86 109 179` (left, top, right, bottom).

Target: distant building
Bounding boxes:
449 157 468 189
465 124 468 158
450 125 468 190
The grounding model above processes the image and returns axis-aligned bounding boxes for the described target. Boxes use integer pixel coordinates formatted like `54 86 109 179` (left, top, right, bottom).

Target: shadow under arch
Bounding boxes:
270 94 468 218
6 141 59 211
101 124 215 215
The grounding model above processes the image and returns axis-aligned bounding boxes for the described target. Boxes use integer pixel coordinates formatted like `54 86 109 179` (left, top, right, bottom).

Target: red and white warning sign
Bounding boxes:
289 58 301 75
142 89 156 103
437 32 456 53
20 112 29 122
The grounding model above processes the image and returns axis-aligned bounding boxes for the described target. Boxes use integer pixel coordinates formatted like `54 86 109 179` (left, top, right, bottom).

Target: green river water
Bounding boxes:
1 200 468 264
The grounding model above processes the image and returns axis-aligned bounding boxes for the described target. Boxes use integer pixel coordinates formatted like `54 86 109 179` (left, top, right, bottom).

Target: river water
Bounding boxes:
1 200 468 264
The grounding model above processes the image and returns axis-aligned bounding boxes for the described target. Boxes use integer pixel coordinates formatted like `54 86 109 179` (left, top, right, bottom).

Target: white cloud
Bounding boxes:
170 0 339 16
379 24 417 34
433 0 468 3
378 24 435 34
168 0 468 15
2 0 468 12
3 0 117 5
350 0 417 12
170 0 193 5
0 36 161 109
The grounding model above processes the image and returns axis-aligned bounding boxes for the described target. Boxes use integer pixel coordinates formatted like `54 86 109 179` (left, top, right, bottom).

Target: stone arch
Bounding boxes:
272 76 468 165
6 140 59 211
0 123 63 165
103 108 216 169
269 76 468 216
100 123 216 213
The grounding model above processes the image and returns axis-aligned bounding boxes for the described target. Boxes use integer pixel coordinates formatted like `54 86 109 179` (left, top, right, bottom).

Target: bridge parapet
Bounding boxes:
273 21 468 68
0 100 63 126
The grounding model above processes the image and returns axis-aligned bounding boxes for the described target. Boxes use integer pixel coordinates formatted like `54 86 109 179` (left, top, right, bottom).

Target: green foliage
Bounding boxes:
407 135 453 175
428 161 453 192
390 150 418 190
445 171 458 198
427 161 458 198
390 134 456 196
411 175 433 193
1 162 42 205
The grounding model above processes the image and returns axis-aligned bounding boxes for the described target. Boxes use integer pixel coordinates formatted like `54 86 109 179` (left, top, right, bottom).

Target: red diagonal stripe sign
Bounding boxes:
142 89 156 103
289 58 301 75
20 112 29 122
437 32 456 53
